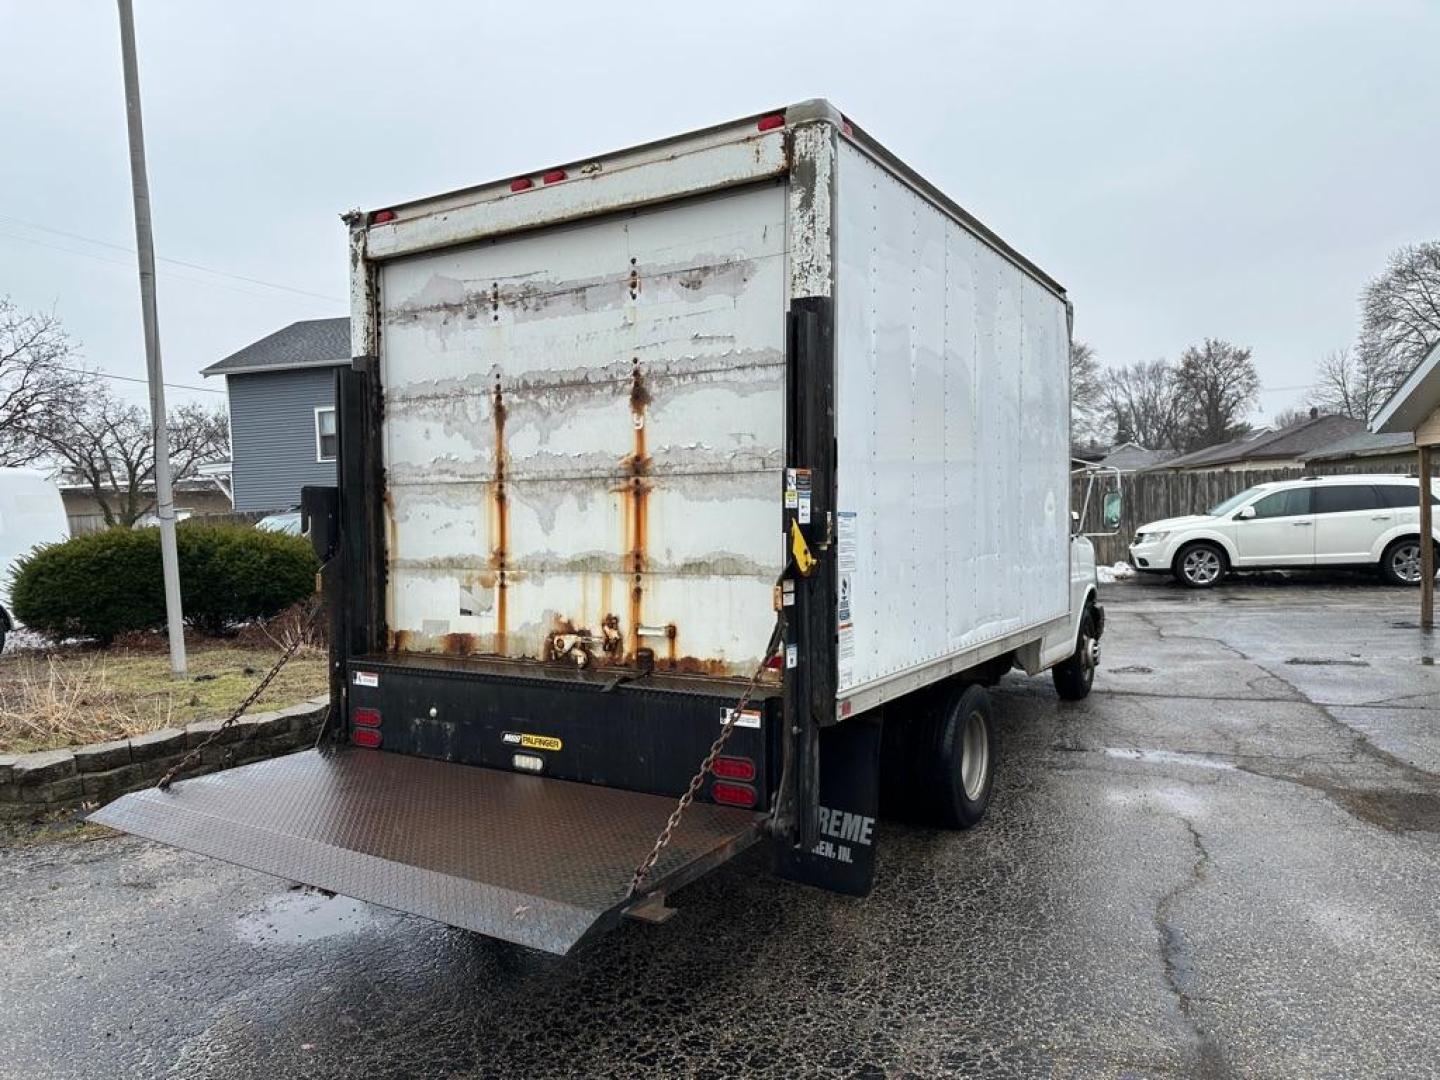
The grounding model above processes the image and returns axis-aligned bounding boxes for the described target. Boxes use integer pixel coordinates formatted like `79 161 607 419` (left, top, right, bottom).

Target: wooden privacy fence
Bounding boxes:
1070 464 1421 566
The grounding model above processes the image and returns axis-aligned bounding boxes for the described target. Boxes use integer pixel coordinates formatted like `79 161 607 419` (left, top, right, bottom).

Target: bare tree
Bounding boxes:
0 298 90 466
1360 241 1440 376
1174 338 1260 450
1069 339 1104 448
32 385 229 527
1309 345 1405 424
1271 405 1317 430
1102 359 1184 451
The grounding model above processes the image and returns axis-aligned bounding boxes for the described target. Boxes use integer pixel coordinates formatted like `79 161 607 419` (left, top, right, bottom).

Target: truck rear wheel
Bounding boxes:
923 684 996 829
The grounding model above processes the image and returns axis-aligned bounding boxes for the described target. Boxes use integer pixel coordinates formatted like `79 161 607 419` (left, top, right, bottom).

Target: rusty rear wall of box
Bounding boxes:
378 182 787 674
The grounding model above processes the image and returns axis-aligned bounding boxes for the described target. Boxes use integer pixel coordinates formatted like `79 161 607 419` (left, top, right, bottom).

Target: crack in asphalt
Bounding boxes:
1132 612 1253 661
1153 816 1234 1080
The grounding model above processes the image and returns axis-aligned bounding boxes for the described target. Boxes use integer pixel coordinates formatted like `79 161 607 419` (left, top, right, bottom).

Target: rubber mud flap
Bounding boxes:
774 715 881 896
90 747 763 955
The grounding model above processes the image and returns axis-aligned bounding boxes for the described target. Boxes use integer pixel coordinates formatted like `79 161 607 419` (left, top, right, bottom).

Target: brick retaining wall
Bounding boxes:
0 697 329 820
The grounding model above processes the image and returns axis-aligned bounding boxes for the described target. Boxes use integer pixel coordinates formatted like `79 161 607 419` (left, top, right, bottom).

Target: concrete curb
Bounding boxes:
0 696 329 821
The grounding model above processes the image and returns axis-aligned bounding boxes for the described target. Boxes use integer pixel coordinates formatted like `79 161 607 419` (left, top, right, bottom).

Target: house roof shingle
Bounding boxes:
202 318 351 376
1299 430 1415 463
1150 414 1366 470
1097 443 1175 471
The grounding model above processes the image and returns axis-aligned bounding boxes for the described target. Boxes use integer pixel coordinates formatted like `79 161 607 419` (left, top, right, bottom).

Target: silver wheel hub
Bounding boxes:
1083 635 1100 672
960 710 989 802
1183 548 1221 584
1392 543 1422 584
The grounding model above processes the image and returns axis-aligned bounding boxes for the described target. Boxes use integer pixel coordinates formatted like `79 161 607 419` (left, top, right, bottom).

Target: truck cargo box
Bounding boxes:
93 101 1100 952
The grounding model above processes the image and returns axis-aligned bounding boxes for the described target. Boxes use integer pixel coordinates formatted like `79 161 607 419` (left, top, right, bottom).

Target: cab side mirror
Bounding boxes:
1234 505 1256 521
1102 491 1123 530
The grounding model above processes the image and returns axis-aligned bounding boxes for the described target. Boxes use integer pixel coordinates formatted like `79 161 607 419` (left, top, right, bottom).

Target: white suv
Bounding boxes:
1129 474 1440 588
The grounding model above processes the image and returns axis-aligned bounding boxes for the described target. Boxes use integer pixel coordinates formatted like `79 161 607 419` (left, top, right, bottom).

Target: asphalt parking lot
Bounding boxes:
1 574 1436 1080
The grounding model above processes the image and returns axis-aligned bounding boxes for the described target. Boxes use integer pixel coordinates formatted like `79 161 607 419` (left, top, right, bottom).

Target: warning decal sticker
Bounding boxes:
837 511 857 685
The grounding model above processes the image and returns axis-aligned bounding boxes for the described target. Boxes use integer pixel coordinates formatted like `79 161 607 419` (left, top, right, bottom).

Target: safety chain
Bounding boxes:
155 560 330 791
626 615 785 899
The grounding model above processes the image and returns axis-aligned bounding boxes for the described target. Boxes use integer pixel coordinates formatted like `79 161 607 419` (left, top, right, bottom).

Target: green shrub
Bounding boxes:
10 523 318 645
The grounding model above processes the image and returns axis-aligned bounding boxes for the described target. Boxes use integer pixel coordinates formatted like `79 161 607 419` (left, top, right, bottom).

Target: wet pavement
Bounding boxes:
1 576 1437 1079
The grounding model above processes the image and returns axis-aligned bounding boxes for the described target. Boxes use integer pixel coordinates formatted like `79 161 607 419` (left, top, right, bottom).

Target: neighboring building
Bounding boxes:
1095 441 1175 473
201 318 350 512
1370 339 1440 628
61 478 233 535
1150 413 1365 472
1298 430 1419 473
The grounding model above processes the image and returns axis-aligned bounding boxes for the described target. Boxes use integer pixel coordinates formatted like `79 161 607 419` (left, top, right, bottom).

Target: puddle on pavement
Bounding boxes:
1285 657 1370 667
1110 665 1154 675
235 886 379 946
1104 748 1236 772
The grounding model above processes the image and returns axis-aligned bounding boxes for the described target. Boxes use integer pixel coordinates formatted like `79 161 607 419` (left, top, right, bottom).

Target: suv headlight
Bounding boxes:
1137 530 1170 543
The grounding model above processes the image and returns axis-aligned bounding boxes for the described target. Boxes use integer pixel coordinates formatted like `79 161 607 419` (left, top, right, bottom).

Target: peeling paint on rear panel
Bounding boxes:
378 183 787 674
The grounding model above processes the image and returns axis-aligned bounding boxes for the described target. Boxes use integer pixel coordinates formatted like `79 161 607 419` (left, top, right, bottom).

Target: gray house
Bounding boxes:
202 318 350 512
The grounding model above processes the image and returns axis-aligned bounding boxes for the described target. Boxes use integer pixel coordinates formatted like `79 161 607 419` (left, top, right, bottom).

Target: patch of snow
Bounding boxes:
1096 561 1136 584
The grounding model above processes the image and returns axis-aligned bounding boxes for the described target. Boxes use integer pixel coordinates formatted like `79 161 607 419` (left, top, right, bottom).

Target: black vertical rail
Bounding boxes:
335 360 385 740
785 298 837 851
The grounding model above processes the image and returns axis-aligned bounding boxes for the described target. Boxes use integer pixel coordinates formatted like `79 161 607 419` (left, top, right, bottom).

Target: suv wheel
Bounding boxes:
1380 536 1434 586
1174 541 1226 588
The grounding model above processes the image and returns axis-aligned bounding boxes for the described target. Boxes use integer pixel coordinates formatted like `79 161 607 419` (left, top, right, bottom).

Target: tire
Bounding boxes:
1052 608 1098 700
1173 541 1227 588
920 684 996 830
1380 536 1435 587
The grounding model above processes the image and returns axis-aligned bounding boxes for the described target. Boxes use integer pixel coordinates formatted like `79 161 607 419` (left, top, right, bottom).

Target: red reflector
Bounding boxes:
764 653 783 670
353 707 380 728
351 727 382 748
509 177 534 192
541 169 567 184
370 209 396 225
757 114 785 132
711 781 757 808
713 756 756 782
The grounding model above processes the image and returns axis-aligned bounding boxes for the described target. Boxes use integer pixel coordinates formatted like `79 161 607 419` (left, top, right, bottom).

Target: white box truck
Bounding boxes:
95 100 1105 954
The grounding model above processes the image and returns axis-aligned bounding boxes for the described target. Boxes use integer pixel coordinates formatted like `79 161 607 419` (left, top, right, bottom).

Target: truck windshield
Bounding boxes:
1206 486 1264 517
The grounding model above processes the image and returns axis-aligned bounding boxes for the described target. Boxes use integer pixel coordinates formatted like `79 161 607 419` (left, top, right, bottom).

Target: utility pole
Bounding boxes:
117 0 187 675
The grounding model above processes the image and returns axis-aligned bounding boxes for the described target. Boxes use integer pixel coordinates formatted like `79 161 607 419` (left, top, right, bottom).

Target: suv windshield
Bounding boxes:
1207 486 1265 517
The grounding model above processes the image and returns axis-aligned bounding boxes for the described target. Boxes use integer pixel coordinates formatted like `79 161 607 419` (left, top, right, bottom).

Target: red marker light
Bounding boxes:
757 114 785 132
351 727 382 749
509 177 534 192
712 781 757 808
541 169 567 184
712 756 756 782
371 209 397 225
353 707 381 728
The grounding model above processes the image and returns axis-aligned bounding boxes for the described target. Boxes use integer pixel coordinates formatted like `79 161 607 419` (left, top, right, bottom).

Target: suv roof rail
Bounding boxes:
1300 475 1325 481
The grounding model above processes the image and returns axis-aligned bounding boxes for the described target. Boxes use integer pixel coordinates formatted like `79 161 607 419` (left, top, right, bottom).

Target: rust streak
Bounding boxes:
440 632 479 656
491 379 510 655
624 360 651 660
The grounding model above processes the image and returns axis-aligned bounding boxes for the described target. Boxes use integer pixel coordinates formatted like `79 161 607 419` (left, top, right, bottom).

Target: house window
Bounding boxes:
315 407 338 462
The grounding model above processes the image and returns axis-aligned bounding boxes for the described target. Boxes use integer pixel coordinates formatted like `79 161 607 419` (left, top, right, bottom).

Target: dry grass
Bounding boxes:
0 642 328 754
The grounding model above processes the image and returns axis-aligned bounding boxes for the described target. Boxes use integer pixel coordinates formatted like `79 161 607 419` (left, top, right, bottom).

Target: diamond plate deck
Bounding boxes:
89 748 763 954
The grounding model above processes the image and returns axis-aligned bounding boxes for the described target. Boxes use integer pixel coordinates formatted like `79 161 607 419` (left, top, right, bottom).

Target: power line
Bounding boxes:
57 364 223 396
0 213 345 303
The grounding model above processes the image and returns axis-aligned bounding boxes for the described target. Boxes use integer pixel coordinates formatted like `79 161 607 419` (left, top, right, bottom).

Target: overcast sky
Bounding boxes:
2 0 1437 423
